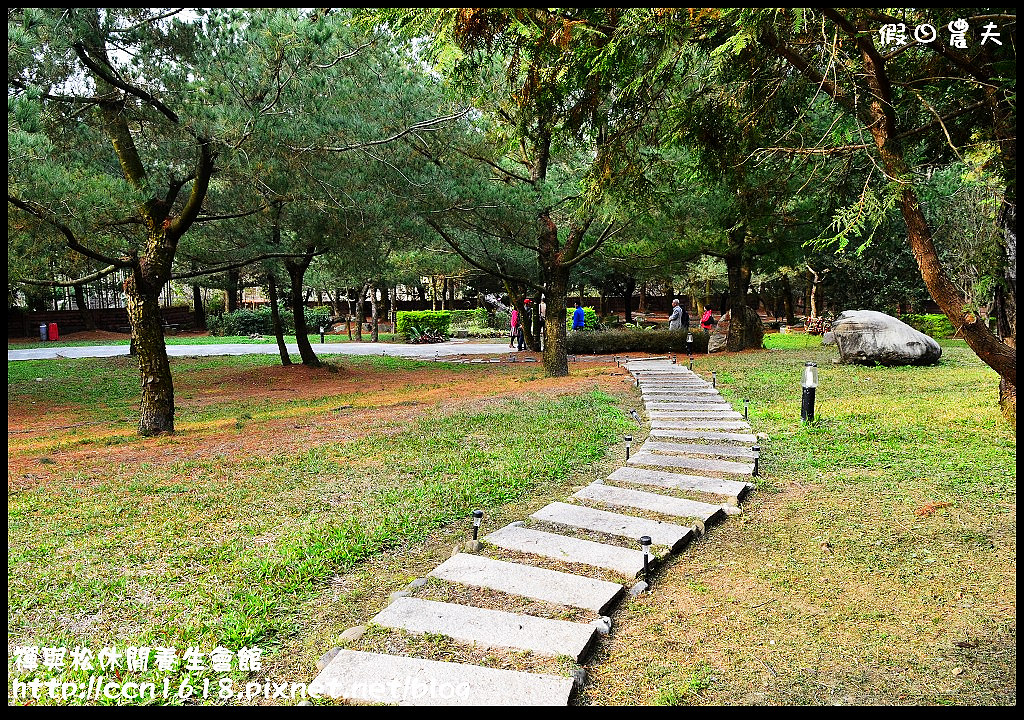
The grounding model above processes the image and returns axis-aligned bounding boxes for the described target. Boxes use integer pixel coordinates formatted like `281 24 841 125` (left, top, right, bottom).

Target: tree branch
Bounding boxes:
19 265 121 287
168 138 216 237
73 42 180 124
8 195 133 268
171 251 328 280
423 217 542 293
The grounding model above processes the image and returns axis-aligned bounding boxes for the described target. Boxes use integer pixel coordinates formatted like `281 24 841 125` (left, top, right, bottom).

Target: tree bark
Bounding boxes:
780 273 797 324
191 282 206 331
370 282 379 342
225 268 239 313
724 225 759 351
73 282 96 331
355 282 368 341
623 276 636 323
267 271 291 366
285 253 319 367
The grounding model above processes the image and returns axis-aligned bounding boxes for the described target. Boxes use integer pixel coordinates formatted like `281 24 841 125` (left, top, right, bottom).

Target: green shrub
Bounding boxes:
566 329 710 355
305 306 333 333
448 309 489 328
900 313 956 339
566 306 600 331
396 310 452 337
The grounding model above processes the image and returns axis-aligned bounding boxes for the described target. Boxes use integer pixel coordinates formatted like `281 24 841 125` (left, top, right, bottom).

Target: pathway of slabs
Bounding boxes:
309 359 758 706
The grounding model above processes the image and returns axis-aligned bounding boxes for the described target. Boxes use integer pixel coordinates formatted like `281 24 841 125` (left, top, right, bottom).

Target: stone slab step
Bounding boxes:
372 597 597 662
429 553 623 615
643 401 733 411
647 410 744 419
642 389 720 396
649 428 757 444
639 440 755 459
608 466 753 501
650 419 752 430
574 483 726 525
531 501 693 551
310 649 575 705
628 450 754 476
484 524 645 577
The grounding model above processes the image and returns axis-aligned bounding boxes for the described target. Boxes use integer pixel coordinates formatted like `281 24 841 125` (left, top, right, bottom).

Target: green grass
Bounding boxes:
584 339 1016 706
8 356 632 704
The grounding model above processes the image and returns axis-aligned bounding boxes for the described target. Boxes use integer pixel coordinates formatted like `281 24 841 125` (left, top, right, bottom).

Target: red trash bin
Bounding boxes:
48 322 59 341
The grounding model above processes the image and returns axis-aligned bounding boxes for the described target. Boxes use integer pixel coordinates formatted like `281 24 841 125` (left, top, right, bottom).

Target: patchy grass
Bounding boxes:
8 354 635 705
581 340 1015 706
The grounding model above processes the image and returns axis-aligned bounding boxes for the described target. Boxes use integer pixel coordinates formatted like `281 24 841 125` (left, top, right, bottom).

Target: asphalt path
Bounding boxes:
8 340 519 362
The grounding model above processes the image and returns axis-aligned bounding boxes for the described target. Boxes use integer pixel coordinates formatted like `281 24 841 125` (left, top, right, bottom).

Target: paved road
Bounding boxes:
8 340 518 362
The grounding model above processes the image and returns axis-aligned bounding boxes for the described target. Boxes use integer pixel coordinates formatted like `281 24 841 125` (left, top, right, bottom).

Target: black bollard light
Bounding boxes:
472 509 483 540
752 445 760 476
744 399 749 421
688 356 693 371
640 536 652 583
629 409 642 425
635 376 640 387
672 353 677 364
320 326 325 343
686 332 693 355
712 371 717 388
625 435 633 461
801 361 818 422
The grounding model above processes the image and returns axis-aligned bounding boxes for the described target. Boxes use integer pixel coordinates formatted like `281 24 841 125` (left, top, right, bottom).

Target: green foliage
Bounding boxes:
208 306 332 336
448 308 488 328
566 329 710 355
396 310 452 336
900 314 957 340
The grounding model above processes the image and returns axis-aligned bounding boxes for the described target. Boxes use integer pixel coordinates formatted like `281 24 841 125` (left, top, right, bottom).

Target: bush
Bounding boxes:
396 310 452 337
305 306 332 333
566 329 710 355
900 313 956 339
566 306 600 331
448 308 488 328
210 308 276 336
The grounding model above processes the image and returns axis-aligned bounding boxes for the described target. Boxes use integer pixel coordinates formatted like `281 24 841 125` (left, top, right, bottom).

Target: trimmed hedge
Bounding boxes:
449 308 489 328
566 328 711 355
208 305 333 336
900 313 956 339
396 310 452 336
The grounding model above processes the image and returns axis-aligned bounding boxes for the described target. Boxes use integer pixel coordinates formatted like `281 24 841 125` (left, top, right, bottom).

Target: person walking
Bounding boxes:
572 301 585 331
668 298 686 331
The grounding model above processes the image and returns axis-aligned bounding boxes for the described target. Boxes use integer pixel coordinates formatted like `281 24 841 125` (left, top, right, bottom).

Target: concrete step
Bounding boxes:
647 410 744 419
628 450 754 476
642 389 720 397
649 428 757 444
574 483 726 525
608 466 753 502
531 501 693 551
484 524 645 577
650 419 752 430
371 597 597 662
643 401 733 411
429 553 623 615
639 440 755 459
310 649 575 705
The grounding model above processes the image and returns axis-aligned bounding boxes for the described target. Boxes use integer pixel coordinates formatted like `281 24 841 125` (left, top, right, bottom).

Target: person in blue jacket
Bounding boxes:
572 301 585 331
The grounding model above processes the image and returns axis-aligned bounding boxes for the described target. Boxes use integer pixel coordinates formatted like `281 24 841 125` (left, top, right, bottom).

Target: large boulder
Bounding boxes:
708 307 764 353
830 310 942 366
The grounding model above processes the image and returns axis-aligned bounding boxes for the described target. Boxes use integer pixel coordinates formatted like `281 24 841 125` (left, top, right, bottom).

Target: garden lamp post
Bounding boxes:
686 332 693 355
640 536 652 583
319 326 325 343
752 445 760 476
625 435 633 461
801 362 818 422
712 371 717 388
744 399 749 421
472 510 483 540
688 356 693 371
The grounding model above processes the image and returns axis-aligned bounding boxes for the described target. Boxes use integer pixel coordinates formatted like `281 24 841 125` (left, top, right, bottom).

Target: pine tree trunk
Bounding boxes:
370 282 379 342
226 268 239 313
73 282 96 331
125 276 174 435
542 273 569 376
285 256 319 367
355 282 368 341
267 271 291 366
191 282 206 330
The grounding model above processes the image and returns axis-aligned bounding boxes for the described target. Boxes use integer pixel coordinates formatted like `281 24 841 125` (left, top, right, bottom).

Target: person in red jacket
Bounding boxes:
700 308 716 331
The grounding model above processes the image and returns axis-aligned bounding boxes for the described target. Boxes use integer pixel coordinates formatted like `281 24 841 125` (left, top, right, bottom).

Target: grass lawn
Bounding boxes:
8 333 416 350
581 338 1016 705
8 339 1015 705
8 354 634 705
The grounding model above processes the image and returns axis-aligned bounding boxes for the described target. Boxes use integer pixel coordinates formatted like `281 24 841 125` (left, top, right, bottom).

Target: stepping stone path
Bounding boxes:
309 358 759 705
